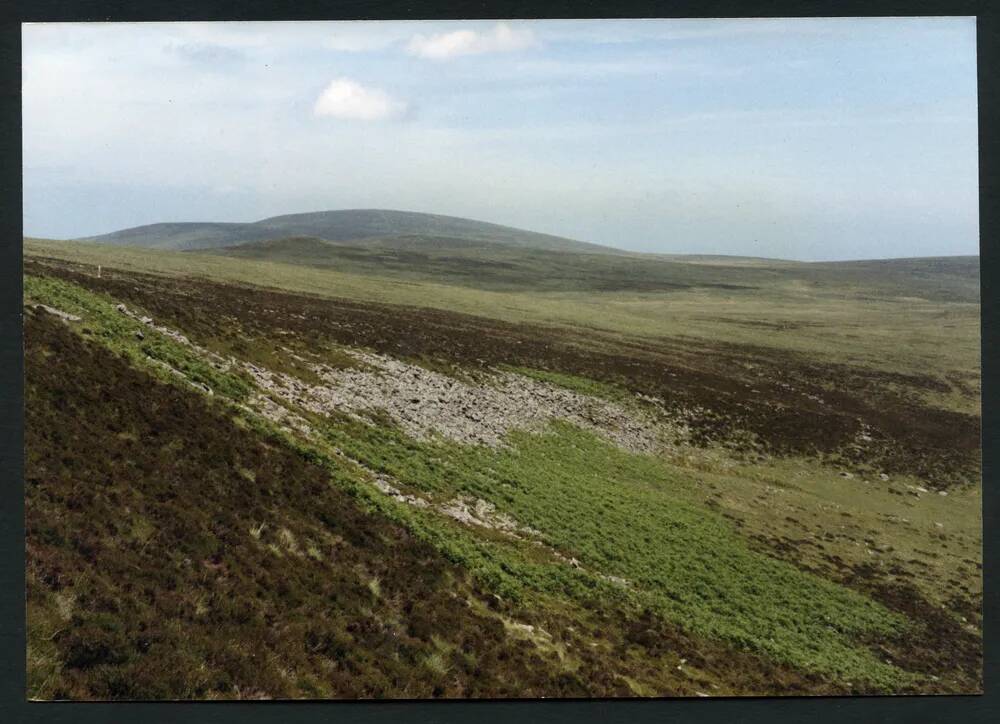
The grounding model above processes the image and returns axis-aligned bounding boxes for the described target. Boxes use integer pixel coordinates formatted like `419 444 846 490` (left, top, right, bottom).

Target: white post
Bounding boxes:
97 265 102 278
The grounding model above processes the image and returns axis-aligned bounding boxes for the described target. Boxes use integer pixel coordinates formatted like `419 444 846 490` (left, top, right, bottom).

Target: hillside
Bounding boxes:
195 234 762 293
23 239 983 387
70 211 981 302
23 250 982 698
76 209 618 255
193 234 980 301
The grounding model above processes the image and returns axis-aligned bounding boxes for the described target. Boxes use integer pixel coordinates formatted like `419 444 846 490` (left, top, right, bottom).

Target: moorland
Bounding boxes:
23 209 982 698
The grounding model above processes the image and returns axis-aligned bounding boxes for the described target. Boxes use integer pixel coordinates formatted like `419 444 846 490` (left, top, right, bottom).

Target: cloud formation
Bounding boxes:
313 78 407 121
406 22 535 60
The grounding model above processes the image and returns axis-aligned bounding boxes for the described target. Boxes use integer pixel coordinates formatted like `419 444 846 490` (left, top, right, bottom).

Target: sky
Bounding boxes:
22 18 979 260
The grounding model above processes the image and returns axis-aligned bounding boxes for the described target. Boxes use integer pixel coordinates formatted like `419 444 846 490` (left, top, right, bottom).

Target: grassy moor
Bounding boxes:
23 219 981 698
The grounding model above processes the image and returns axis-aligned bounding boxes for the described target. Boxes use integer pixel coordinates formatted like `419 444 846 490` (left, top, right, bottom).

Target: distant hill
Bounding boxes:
77 209 619 255
196 234 751 293
190 234 979 301
810 255 981 277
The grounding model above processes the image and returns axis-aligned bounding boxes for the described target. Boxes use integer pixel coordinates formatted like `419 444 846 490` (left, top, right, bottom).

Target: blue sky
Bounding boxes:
22 18 979 259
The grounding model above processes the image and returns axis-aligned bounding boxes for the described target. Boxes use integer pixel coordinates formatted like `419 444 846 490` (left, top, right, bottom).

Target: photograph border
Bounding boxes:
1 1 996 722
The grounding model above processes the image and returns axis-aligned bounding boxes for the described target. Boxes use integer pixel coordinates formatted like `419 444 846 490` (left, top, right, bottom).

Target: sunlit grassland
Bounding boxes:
25 238 981 400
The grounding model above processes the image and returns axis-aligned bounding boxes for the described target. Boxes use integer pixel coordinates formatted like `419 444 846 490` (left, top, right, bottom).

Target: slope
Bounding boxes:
27 309 633 699
26 271 896 699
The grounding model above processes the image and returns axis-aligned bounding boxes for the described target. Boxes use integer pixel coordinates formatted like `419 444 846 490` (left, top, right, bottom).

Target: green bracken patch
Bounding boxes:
313 412 911 688
24 274 253 402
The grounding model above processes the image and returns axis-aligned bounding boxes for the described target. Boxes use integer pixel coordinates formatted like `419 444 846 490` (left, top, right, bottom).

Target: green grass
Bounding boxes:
24 274 253 402
310 409 910 687
202 234 980 302
686 453 984 610
25 239 981 394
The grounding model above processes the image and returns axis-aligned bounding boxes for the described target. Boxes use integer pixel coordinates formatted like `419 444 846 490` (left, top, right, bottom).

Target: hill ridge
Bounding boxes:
78 208 619 255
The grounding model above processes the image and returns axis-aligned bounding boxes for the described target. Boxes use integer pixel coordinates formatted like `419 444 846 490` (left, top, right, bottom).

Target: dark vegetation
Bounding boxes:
843 566 982 690
26 309 853 699
27 258 980 489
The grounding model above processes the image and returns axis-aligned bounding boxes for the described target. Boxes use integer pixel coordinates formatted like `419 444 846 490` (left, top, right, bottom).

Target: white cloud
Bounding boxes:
406 22 536 60
313 78 407 121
